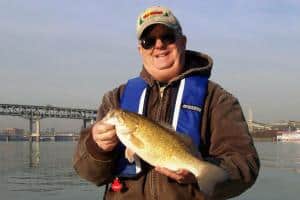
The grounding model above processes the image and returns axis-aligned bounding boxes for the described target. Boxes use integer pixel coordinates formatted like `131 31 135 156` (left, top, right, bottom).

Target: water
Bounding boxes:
232 141 300 200
0 141 300 200
0 142 101 200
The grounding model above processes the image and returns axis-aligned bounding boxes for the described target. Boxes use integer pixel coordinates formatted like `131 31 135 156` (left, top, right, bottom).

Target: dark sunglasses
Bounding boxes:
140 33 177 50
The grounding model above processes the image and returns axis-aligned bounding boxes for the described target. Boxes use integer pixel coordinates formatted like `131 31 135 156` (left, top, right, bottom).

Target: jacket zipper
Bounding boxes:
151 83 167 200
156 84 167 121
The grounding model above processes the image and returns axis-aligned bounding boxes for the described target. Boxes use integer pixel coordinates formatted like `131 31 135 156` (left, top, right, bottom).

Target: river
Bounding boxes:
0 141 299 200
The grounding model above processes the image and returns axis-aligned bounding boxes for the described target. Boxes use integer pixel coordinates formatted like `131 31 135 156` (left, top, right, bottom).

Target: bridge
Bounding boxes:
0 104 97 141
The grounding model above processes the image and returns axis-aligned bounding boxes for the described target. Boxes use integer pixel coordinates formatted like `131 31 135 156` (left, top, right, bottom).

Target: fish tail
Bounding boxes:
195 163 228 197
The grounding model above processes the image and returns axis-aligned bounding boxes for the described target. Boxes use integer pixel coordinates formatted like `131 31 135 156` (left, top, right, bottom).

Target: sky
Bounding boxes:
0 0 299 131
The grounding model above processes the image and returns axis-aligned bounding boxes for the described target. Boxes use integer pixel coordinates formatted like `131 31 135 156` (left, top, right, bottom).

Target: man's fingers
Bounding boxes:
94 134 119 152
176 169 189 176
98 138 119 146
155 167 196 184
94 129 117 141
91 121 118 151
93 122 115 133
92 121 118 141
155 167 182 181
100 142 118 152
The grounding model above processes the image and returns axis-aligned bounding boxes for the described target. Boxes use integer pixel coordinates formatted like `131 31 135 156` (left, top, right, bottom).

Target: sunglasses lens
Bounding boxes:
140 33 177 49
141 37 156 49
161 34 176 45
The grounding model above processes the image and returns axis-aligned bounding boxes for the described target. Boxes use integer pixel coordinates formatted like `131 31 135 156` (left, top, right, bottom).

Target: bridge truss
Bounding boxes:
0 104 97 140
0 104 97 120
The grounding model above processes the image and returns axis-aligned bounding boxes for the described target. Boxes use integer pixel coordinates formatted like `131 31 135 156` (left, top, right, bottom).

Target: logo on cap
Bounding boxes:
139 10 169 26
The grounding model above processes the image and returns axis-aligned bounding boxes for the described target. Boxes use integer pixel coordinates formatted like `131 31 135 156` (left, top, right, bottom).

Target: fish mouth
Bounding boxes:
102 109 122 125
115 124 132 138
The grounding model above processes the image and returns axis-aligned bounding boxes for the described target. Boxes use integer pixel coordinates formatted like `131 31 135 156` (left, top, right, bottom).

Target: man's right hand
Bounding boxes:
92 120 119 152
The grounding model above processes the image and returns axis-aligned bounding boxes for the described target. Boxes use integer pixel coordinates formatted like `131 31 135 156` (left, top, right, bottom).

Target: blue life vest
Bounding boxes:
115 75 208 177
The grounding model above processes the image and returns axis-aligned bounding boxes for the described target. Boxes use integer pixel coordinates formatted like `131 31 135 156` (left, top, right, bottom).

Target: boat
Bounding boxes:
276 130 300 142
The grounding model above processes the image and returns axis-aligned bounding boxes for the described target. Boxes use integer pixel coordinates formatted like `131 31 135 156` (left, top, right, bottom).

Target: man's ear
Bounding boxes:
138 44 143 55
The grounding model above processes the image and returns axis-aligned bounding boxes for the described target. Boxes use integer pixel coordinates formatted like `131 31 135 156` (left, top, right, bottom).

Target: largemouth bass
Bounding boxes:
103 109 228 196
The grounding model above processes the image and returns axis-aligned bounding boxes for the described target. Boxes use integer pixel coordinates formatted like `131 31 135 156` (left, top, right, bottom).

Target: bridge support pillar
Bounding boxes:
29 140 40 168
35 119 40 142
28 117 40 167
28 118 40 142
29 118 33 142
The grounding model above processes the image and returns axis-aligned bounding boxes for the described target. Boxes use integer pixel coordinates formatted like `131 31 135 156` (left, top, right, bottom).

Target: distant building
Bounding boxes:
247 108 272 133
269 121 300 131
247 120 272 133
3 128 25 135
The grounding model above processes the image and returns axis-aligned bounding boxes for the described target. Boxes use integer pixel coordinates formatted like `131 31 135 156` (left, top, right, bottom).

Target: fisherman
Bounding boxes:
73 5 260 200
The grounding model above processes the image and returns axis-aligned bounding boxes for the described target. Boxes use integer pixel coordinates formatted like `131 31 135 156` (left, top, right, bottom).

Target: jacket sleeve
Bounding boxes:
72 85 124 186
205 84 260 199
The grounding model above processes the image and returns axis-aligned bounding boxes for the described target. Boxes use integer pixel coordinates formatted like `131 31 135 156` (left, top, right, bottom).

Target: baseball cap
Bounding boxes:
136 6 182 39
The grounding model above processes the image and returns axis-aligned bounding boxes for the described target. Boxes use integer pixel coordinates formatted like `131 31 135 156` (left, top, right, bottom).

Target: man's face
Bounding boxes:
138 24 186 82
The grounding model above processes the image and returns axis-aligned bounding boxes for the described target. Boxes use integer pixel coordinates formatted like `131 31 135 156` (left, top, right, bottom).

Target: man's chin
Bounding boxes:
153 64 172 71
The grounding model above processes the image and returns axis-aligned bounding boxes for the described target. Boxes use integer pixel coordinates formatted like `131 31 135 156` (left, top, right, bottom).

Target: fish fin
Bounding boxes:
125 148 135 163
195 162 229 197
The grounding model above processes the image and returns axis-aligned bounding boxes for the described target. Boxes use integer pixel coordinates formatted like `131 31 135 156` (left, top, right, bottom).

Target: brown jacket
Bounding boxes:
73 50 260 200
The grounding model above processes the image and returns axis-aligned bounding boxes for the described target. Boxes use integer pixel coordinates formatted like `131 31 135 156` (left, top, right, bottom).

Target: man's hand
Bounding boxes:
92 120 119 151
155 167 197 184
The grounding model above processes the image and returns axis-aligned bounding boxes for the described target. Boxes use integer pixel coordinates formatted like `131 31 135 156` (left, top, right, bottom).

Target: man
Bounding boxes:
73 6 260 200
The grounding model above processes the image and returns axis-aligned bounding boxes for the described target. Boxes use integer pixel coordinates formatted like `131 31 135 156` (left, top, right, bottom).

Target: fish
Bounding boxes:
102 108 228 196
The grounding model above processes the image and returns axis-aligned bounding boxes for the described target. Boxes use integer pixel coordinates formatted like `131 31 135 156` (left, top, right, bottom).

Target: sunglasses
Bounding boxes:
140 33 177 50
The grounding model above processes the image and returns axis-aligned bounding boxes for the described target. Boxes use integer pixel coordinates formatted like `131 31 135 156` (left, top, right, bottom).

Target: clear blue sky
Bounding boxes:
0 0 299 131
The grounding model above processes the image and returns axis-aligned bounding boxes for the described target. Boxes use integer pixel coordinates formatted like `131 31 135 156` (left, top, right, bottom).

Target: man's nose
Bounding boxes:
154 38 166 49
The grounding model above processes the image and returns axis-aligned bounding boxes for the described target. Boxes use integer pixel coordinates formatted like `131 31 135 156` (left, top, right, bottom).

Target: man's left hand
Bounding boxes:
155 167 197 184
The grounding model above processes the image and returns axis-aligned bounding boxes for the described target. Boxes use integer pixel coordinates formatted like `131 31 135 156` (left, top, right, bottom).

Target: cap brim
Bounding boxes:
137 21 177 39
